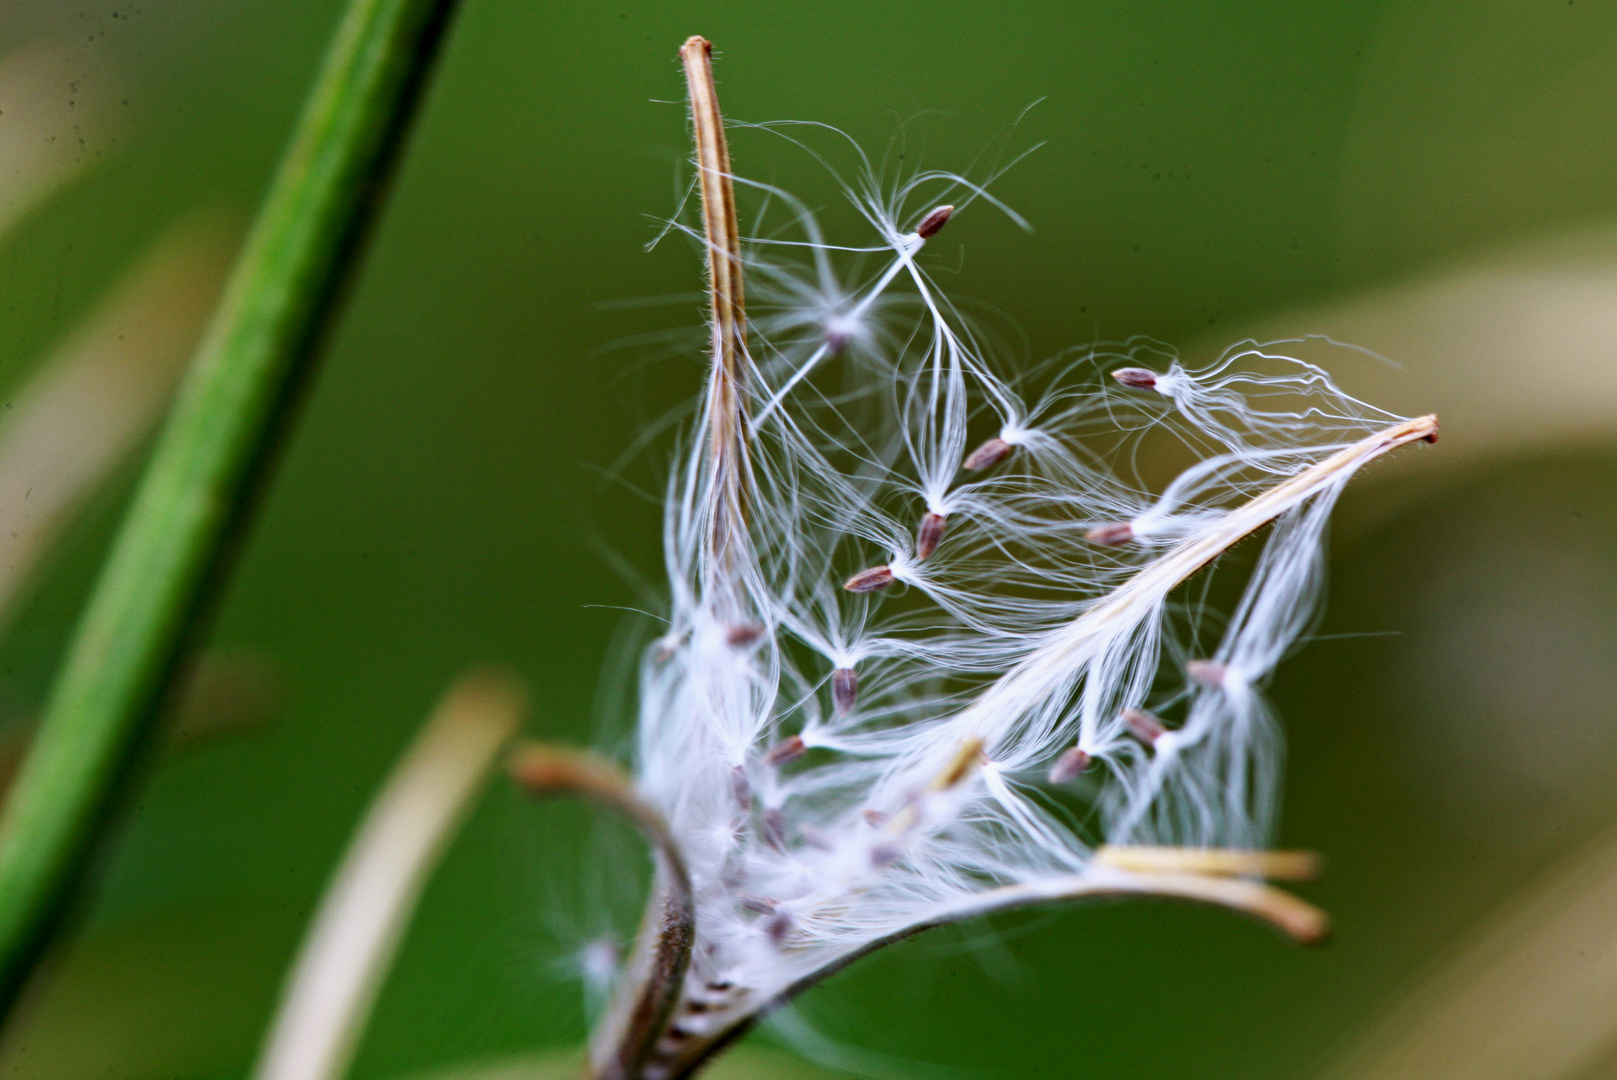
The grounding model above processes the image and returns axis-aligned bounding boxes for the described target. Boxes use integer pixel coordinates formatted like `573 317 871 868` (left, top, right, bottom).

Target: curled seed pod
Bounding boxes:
832 666 859 714
763 735 806 767
1047 746 1091 784
1123 707 1166 747
844 565 895 593
962 436 1013 472
915 204 954 239
916 511 947 560
1111 366 1159 390
1085 521 1135 546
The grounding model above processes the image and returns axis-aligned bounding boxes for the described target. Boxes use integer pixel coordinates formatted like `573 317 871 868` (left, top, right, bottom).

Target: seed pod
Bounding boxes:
844 565 895 593
832 666 859 714
764 734 806 767
915 204 955 239
1123 707 1166 747
1186 660 1227 688
916 512 947 560
962 437 1013 472
1111 367 1159 390
1085 521 1134 546
1047 746 1091 784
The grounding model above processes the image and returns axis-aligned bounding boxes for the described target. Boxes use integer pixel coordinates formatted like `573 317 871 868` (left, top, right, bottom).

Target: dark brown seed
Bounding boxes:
832 667 859 714
764 735 806 767
1186 659 1227 688
726 624 765 647
738 893 778 915
1111 367 1159 390
915 204 955 239
962 437 1013 472
1123 707 1166 746
762 808 788 849
730 765 753 811
844 565 895 593
765 911 794 944
1085 521 1135 546
1047 746 1092 784
869 843 902 867
916 511 948 560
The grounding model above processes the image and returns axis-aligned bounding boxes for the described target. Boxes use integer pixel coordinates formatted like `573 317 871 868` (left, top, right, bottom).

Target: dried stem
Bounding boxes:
1095 845 1321 882
575 37 752 1080
511 746 696 1080
681 34 750 579
656 867 1329 1080
254 670 524 1080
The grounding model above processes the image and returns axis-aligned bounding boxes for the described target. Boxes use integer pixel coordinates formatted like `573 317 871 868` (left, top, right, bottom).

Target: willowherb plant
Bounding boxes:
514 37 1437 1080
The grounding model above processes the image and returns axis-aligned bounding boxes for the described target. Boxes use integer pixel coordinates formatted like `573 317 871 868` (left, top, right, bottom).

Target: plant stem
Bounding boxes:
0 0 465 1015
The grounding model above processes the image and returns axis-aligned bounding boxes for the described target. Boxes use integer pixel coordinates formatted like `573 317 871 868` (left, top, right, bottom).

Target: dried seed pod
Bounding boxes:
1111 367 1159 390
1047 746 1091 784
844 565 895 593
1186 660 1227 688
962 436 1013 472
915 204 955 239
1123 707 1166 747
916 511 947 560
832 666 859 714
1085 521 1135 546
763 734 806 767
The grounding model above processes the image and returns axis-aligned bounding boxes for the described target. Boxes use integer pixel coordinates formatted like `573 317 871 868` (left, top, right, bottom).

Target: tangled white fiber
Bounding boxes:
554 38 1437 1080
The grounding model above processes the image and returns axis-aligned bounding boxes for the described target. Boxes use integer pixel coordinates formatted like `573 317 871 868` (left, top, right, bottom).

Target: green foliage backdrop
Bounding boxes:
1 2 1615 1078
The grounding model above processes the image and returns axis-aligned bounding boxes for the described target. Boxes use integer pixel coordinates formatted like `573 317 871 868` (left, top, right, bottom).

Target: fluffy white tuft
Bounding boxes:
630 126 1406 1025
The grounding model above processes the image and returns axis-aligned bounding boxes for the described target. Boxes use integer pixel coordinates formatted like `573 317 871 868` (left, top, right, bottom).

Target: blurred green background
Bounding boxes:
1 1 1616 1078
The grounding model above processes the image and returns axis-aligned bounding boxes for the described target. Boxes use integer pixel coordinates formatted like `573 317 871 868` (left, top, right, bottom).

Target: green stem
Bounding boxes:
0 0 465 1015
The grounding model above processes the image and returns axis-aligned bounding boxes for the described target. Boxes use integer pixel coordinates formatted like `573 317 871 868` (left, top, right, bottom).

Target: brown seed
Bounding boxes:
861 807 889 827
916 512 948 560
730 765 753 811
915 204 955 240
962 436 1013 472
832 667 859 714
1186 660 1226 688
763 734 806 767
1111 367 1159 390
844 565 895 593
761 808 789 849
1123 707 1166 747
738 893 778 915
1048 746 1091 784
726 624 765 647
1085 521 1135 546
